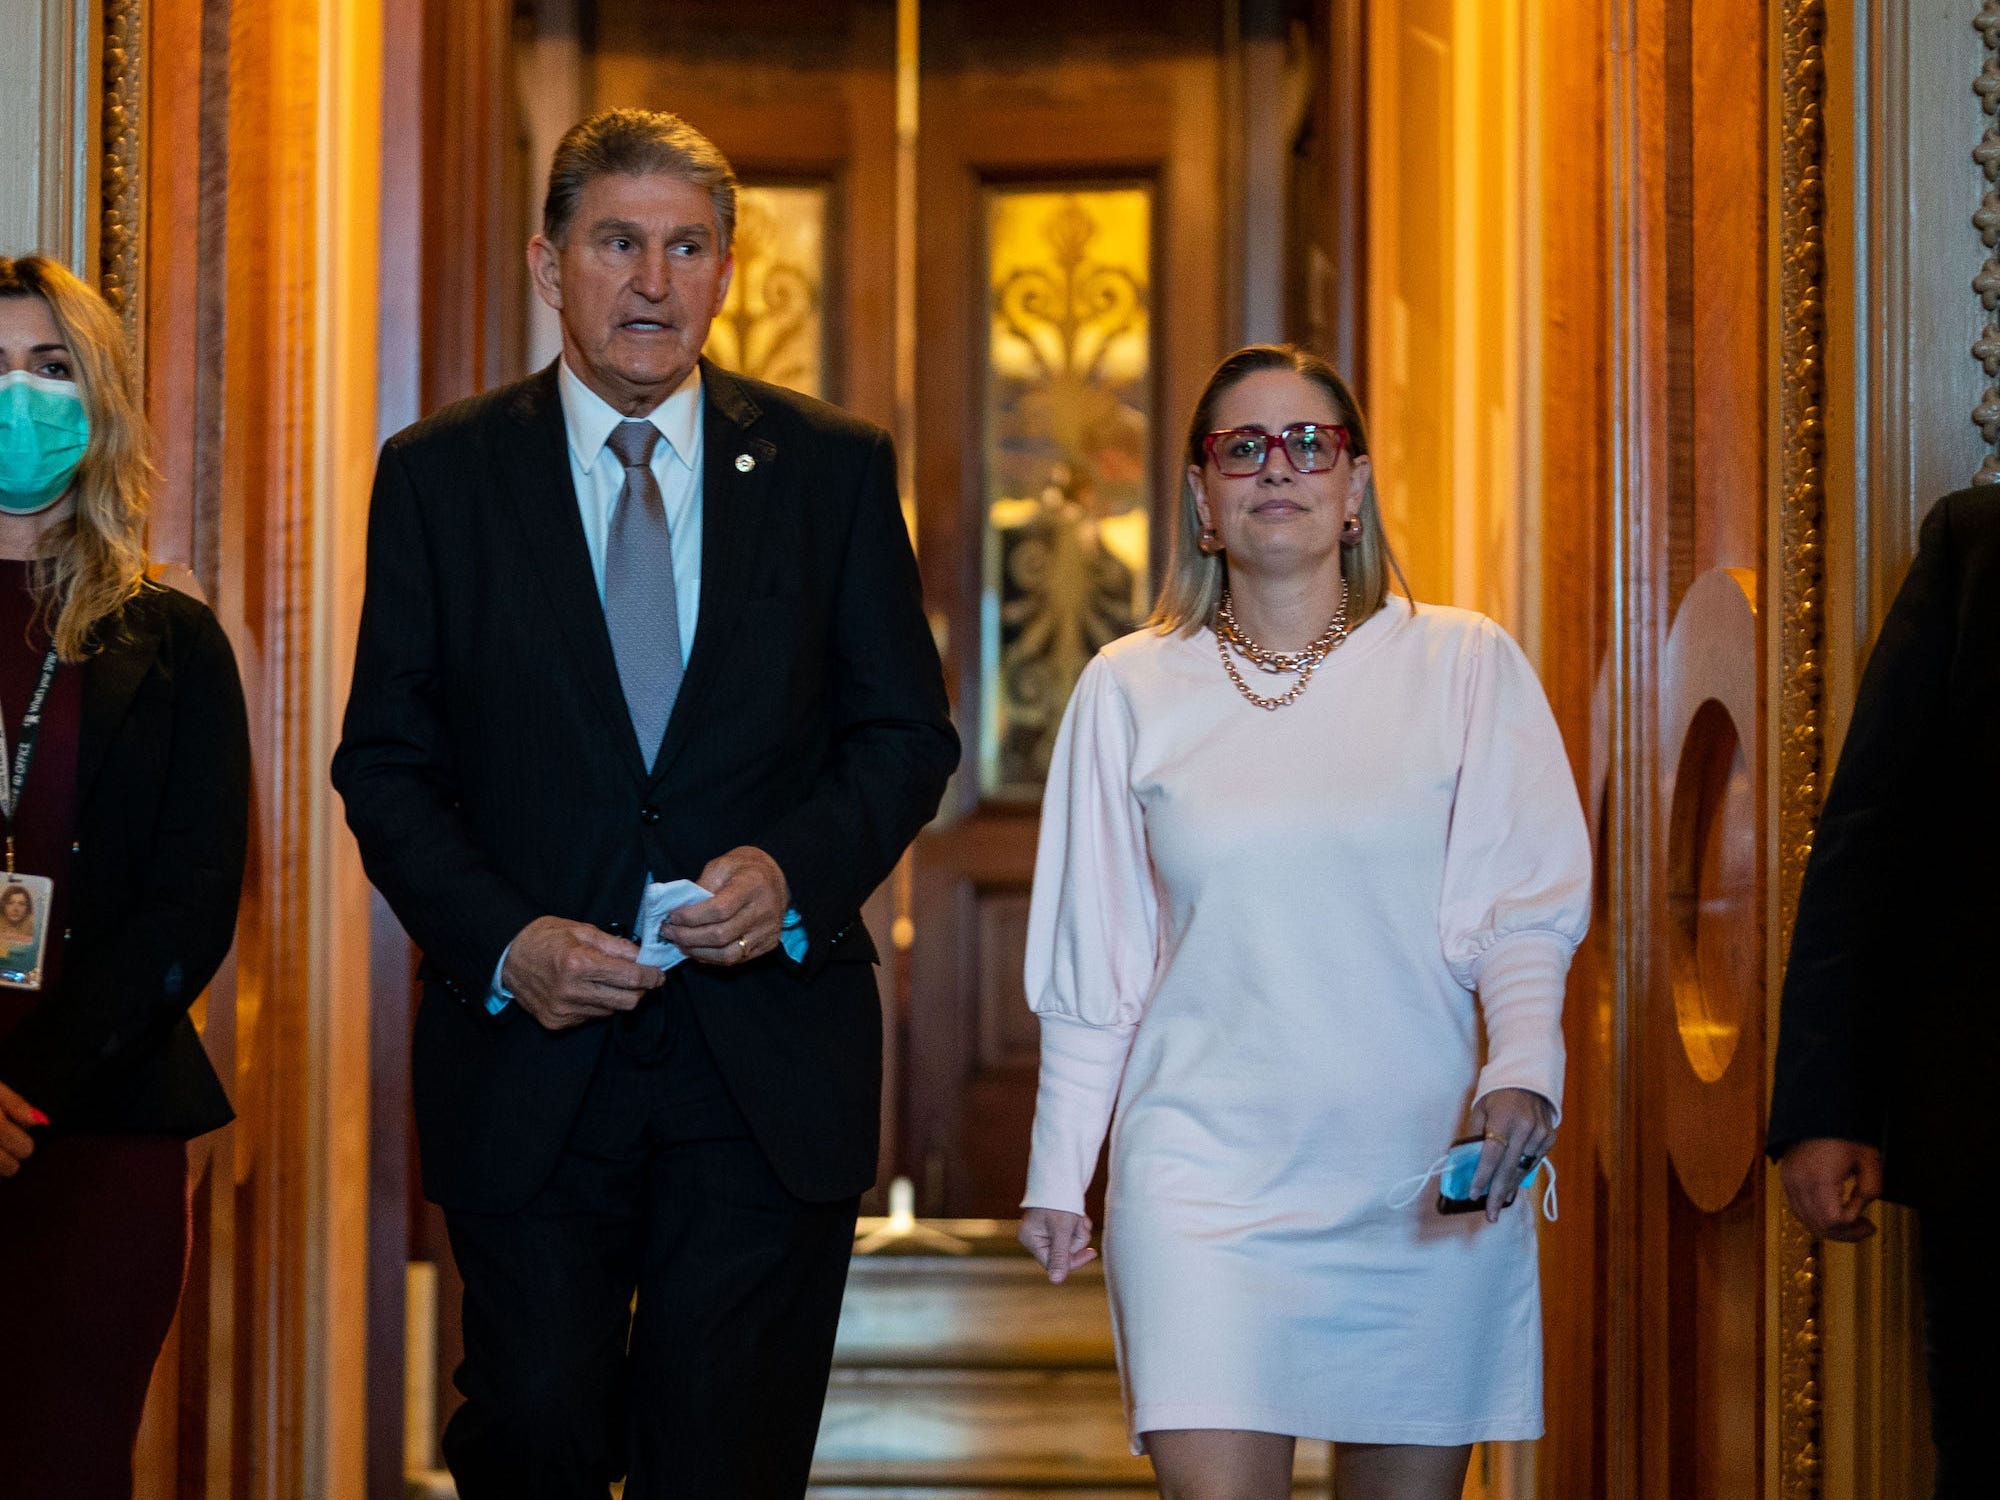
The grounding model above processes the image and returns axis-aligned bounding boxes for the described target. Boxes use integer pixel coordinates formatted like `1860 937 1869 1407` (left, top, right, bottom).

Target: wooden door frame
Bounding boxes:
906 51 1226 1216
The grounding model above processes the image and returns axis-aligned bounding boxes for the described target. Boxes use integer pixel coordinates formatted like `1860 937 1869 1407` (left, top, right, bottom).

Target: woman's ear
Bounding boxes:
1189 467 1212 531
1344 453 1373 522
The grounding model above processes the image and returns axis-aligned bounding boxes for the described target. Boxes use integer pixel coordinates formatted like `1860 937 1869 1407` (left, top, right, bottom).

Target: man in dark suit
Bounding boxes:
1769 484 2000 1499
332 109 957 1499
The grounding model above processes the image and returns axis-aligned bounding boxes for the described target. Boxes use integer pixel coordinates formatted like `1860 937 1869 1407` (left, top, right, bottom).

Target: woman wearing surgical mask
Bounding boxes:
1017 345 1590 1500
0 256 249 1500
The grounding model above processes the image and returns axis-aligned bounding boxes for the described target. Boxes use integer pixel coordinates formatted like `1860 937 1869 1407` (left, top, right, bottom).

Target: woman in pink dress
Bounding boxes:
1018 344 1590 1500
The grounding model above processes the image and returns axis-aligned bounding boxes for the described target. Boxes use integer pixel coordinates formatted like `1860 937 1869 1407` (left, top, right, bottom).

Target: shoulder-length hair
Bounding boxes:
1148 343 1409 637
0 255 152 661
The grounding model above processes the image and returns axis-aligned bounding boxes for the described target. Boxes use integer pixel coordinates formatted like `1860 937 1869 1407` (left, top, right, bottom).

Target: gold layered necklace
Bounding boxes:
1214 582 1351 710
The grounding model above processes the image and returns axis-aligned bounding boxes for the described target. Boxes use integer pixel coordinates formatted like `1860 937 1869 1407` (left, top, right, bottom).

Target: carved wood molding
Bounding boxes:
100 0 144 349
1975 4 2000 481
1777 2 1828 1496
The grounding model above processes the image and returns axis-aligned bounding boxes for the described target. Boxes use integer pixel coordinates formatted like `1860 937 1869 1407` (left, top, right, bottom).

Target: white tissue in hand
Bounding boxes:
635 879 714 969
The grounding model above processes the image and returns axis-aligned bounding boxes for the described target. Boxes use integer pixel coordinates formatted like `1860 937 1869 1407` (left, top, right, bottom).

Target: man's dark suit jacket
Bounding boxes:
0 583 246 1136
332 360 958 1216
1768 485 2000 1208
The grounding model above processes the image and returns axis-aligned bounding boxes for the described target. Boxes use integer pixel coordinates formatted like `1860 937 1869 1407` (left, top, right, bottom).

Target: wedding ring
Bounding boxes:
737 938 748 955
1483 1132 1502 1142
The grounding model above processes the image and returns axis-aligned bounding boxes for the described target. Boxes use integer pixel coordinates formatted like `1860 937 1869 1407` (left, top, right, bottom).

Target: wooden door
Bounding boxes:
905 2 1227 1218
1592 2 1834 1495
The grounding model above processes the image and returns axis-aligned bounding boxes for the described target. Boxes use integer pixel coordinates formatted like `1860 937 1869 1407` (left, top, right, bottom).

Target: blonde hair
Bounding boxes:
0 255 152 661
1148 343 1409 637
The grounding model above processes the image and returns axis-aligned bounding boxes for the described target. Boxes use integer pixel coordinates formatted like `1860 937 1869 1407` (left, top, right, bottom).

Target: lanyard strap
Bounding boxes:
0 644 63 859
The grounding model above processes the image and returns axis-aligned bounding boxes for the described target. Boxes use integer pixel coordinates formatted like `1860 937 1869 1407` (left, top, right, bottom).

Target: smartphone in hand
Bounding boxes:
1435 1134 1488 1216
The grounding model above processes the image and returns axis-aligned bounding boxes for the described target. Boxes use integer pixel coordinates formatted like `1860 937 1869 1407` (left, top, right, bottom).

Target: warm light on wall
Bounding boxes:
1366 0 1534 645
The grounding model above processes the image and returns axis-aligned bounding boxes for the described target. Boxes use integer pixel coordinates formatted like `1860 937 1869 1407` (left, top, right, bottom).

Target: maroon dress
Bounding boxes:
0 560 190 1500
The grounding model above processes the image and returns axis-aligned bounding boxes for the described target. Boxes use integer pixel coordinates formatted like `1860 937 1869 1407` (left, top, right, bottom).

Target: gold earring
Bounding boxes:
1199 525 1222 555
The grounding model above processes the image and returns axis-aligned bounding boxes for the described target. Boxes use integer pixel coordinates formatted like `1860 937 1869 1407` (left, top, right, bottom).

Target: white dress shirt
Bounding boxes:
557 356 704 659
489 358 803 1007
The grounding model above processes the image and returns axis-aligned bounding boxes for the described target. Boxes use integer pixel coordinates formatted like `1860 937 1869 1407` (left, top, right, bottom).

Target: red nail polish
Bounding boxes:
28 1108 50 1126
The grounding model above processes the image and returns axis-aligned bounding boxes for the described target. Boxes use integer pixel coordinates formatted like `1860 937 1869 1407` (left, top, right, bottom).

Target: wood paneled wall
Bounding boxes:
116 0 420 1493
1532 5 1614 1496
1365 0 1535 637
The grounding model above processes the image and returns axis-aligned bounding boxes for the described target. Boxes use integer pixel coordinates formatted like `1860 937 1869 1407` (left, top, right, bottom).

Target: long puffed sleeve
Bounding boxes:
1021 654 1158 1214
1438 621 1592 1122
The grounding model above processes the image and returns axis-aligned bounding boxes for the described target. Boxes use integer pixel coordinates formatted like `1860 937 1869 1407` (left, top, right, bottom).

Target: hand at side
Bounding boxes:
1019 1207 1097 1284
1780 1137 1882 1242
1468 1087 1557 1223
0 1079 47 1178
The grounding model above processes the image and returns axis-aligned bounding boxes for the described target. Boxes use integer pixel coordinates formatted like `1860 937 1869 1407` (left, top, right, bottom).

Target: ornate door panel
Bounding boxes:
1599 3 1830 1496
907 7 1226 1217
1641 3 1770 1492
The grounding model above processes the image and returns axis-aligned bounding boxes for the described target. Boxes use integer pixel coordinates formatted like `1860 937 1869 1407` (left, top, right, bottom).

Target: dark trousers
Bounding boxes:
1918 1207 1992 1500
440 996 859 1500
0 1133 190 1500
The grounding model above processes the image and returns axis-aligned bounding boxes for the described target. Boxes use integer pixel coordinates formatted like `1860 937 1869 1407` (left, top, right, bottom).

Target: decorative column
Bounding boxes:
1972 4 2000 481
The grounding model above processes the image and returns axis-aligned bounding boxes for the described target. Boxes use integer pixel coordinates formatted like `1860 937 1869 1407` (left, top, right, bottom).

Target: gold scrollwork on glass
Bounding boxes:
704 184 827 399
981 186 1153 798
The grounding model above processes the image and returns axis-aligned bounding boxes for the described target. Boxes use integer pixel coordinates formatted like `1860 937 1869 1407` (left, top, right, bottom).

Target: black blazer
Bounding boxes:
1768 486 2000 1207
0 583 246 1137
332 361 958 1215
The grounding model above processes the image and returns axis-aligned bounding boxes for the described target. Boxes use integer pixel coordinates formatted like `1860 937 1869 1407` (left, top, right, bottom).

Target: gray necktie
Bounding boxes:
603 420 684 767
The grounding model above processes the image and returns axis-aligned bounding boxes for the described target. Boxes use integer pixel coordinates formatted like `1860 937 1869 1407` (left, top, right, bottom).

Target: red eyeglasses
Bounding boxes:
1201 423 1350 477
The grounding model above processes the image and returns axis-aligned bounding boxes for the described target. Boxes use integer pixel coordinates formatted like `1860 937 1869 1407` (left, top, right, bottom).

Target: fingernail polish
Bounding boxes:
28 1108 49 1126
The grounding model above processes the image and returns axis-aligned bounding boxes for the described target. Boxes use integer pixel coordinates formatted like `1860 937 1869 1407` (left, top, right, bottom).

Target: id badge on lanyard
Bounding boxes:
0 643 61 990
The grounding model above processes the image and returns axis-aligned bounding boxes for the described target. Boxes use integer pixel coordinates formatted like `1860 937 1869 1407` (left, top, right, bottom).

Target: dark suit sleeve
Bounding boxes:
1767 495 1959 1159
331 441 541 990
0 608 248 1116
757 431 958 975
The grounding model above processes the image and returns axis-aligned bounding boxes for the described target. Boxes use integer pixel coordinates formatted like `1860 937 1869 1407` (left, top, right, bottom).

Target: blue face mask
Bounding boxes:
1389 1138 1560 1221
0 369 90 514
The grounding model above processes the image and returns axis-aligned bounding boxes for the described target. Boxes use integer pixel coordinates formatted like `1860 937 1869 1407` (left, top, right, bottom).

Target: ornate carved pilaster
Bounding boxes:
100 0 144 346
1975 6 2000 480
1777 1 1828 1496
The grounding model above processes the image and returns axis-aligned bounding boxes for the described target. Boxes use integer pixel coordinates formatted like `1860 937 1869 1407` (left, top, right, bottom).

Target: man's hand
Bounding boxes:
501 917 664 1031
0 1080 48 1179
1780 1137 1882 1242
1019 1207 1097 1284
663 847 789 965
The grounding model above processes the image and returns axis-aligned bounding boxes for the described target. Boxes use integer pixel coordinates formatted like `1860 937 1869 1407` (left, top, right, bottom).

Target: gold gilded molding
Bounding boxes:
100 0 145 344
1975 4 2000 481
1777 2 1828 1497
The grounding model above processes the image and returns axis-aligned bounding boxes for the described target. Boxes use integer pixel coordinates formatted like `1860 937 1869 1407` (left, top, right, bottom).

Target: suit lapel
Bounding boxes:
76 598 164 810
648 361 775 784
494 364 651 786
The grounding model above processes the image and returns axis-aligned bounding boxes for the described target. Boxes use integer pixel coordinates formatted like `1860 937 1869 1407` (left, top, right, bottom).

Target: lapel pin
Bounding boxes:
735 453 756 473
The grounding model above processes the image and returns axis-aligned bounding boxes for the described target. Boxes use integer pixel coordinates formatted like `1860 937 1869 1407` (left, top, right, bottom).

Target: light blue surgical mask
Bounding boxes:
0 369 90 514
1388 1139 1559 1221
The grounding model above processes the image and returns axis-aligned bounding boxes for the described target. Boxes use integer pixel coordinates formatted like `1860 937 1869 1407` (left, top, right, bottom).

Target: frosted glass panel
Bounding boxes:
704 183 827 398
981 185 1153 798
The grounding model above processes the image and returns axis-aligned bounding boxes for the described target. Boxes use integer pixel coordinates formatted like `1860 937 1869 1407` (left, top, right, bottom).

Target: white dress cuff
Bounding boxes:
1022 1013 1137 1216
1470 929 1572 1126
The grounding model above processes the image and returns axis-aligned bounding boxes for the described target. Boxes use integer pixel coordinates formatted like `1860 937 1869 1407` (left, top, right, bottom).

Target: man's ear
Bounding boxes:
711 250 736 317
528 235 564 312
